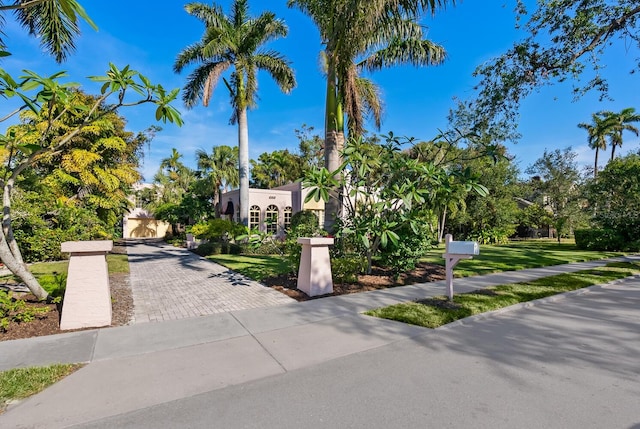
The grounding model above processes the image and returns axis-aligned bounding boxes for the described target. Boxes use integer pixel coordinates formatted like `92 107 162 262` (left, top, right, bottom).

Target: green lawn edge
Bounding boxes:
365 261 640 329
0 363 83 413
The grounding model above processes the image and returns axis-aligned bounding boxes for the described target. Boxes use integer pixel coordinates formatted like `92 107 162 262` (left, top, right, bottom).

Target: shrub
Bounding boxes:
380 223 432 276
0 290 49 332
290 210 319 233
189 219 245 241
284 210 324 274
192 241 242 256
574 229 630 251
332 255 366 285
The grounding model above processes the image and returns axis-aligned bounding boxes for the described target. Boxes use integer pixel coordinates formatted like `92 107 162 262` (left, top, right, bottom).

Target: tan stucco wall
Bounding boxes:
125 218 172 239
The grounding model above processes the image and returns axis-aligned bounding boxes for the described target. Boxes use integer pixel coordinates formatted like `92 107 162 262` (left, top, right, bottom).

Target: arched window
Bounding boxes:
265 205 279 235
284 206 292 231
249 205 261 232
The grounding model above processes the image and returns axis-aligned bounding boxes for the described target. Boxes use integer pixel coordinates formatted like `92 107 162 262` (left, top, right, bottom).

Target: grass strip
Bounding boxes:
365 261 640 329
0 364 82 412
207 254 290 281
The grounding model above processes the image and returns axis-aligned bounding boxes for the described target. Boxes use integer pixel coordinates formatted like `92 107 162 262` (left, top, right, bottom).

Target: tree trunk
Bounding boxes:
593 147 599 179
238 107 250 227
0 184 48 300
323 57 345 233
438 206 448 243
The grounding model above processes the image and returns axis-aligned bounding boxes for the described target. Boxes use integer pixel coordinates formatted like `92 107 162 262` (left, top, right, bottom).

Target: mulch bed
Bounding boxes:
0 272 134 342
1 247 446 341
262 262 446 301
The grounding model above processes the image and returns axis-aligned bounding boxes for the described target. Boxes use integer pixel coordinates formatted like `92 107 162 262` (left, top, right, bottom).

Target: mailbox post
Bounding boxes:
443 234 479 300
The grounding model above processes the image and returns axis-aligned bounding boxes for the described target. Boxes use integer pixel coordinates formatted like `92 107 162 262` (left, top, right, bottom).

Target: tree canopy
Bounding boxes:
473 0 640 130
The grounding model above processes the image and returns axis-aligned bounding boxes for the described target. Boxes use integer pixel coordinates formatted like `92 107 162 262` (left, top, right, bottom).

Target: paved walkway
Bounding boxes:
126 240 294 323
0 255 638 428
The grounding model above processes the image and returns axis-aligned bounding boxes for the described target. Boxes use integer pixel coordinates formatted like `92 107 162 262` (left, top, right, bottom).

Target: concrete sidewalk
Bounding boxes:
0 257 638 428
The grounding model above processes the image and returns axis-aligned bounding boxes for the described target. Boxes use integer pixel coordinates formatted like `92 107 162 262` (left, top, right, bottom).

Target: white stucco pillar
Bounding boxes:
59 240 113 330
297 237 334 297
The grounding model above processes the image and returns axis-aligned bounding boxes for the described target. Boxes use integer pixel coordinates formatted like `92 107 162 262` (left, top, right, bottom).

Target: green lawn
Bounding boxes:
208 240 627 284
422 240 625 277
366 261 640 328
1 254 129 297
0 364 82 413
207 254 290 281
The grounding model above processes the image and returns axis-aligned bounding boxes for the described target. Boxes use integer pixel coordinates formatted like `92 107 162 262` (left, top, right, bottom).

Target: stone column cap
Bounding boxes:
61 240 114 253
297 237 334 246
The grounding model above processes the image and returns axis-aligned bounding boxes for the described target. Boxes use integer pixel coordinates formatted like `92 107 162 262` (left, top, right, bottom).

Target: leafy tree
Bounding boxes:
295 124 324 170
525 147 586 242
13 91 154 228
304 133 488 273
449 151 520 243
473 0 640 130
0 0 96 62
250 149 302 189
195 144 238 210
288 0 451 231
0 65 182 300
174 0 296 227
587 152 640 245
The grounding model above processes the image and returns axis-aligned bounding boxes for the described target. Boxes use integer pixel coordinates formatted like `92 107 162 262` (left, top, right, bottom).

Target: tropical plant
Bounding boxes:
0 0 96 62
602 108 640 161
153 149 195 205
0 65 182 300
196 144 238 209
303 133 488 273
174 0 296 226
578 113 609 179
13 91 154 229
288 0 452 231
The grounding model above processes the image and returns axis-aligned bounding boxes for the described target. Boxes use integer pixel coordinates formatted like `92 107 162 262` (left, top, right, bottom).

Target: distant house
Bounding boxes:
220 182 325 237
122 183 172 239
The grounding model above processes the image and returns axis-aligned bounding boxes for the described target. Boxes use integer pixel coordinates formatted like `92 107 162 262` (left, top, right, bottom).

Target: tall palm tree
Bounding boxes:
3 0 96 62
288 0 451 231
196 144 239 211
156 148 194 204
174 0 296 227
578 113 608 179
603 108 640 161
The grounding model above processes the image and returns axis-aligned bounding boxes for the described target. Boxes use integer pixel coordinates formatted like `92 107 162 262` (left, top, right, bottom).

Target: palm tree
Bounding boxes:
196 144 239 211
288 0 451 231
3 0 96 62
174 0 296 227
578 113 608 179
603 108 640 161
156 148 194 204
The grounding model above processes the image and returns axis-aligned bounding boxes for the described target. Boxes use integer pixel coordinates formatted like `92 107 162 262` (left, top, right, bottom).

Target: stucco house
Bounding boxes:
220 182 325 237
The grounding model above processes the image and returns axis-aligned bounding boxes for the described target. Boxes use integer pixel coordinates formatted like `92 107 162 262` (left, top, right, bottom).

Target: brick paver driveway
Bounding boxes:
126 240 294 323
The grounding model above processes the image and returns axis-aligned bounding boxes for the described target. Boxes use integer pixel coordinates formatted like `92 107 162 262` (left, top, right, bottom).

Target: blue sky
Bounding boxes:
2 1 638 181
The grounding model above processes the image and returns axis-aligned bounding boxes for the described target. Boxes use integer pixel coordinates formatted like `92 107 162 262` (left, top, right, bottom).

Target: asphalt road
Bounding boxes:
70 281 640 429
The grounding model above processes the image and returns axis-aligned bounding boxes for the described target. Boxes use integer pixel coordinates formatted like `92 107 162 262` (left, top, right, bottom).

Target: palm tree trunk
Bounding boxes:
324 57 345 233
594 147 599 179
438 206 448 242
238 107 250 227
